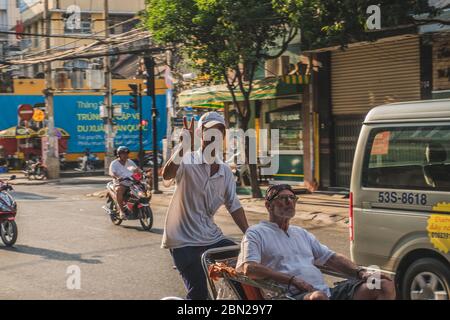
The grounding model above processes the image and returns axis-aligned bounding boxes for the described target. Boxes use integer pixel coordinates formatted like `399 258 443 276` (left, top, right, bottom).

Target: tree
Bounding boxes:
144 0 299 198
278 0 444 51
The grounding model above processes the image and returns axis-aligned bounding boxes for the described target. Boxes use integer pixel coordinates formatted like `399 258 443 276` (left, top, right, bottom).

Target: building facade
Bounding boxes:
0 0 20 92
0 0 20 57
13 0 145 78
310 29 450 190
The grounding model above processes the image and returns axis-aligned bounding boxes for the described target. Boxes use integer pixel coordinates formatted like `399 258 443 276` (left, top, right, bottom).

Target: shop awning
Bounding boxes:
0 126 37 139
37 127 70 138
179 75 309 107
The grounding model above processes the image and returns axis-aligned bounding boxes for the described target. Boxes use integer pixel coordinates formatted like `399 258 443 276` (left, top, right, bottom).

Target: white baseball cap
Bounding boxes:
197 111 226 129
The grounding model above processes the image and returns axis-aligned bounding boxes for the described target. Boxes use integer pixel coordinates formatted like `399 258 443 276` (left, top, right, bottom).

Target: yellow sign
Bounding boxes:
32 109 45 122
427 203 450 254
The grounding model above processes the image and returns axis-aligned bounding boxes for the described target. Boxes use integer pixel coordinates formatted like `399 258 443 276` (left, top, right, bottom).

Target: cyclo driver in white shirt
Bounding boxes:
109 146 140 219
161 112 249 300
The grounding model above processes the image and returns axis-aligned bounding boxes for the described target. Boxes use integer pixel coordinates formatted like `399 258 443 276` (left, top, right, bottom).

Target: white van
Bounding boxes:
350 99 450 300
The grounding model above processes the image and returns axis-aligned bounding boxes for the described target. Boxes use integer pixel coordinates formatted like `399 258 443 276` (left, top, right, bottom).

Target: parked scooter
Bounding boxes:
23 157 48 180
142 151 164 170
76 151 99 172
0 175 18 247
59 153 67 171
230 163 250 187
103 172 153 231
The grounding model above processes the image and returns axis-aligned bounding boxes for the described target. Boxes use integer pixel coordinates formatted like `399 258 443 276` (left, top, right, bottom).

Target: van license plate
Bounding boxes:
378 192 427 205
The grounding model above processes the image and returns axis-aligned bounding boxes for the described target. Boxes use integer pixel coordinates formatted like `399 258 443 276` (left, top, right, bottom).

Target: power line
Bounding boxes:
0 29 159 69
0 43 166 69
0 30 105 40
17 17 140 60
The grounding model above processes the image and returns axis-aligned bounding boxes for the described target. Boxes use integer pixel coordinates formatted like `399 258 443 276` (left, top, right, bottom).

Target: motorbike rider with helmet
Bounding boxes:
109 146 139 219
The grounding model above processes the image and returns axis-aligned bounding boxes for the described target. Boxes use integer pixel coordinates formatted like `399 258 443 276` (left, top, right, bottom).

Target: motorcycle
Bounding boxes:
103 172 153 231
141 151 164 171
23 158 48 180
229 163 250 187
59 153 67 171
76 152 99 172
0 175 18 247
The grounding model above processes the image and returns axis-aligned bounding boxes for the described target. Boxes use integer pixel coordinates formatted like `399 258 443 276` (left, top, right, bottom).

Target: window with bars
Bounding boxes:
64 13 91 34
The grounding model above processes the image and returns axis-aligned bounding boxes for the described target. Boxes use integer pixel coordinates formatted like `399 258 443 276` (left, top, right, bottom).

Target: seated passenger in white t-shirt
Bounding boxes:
236 184 396 300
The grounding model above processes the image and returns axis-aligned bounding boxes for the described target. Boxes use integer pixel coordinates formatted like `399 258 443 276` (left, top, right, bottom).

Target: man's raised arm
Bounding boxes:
162 144 183 180
162 117 194 181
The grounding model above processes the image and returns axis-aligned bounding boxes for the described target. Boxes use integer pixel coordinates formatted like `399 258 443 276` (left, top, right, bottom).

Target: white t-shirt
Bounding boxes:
109 159 137 182
161 150 242 249
237 221 335 296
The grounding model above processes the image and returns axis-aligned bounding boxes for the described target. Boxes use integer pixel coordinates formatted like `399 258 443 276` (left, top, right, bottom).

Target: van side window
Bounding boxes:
362 126 450 191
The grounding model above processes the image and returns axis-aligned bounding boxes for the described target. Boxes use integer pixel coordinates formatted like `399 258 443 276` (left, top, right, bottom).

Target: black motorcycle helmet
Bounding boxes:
116 146 130 156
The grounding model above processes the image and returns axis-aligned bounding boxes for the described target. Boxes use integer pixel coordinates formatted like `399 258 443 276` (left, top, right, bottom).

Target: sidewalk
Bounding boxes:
0 172 111 186
87 182 349 230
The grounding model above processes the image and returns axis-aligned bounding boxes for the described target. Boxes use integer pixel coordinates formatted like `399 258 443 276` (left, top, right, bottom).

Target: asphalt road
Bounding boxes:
0 183 349 299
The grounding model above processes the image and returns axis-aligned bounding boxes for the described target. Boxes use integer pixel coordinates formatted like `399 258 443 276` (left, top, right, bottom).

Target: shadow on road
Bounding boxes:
148 228 164 235
121 226 164 235
1 245 102 264
11 191 57 201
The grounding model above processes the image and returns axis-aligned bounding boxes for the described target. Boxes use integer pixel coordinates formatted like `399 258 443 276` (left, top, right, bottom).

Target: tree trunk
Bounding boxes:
241 99 263 199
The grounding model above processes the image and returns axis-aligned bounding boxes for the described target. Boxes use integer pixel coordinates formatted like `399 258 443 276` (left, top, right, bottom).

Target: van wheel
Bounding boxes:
401 258 450 300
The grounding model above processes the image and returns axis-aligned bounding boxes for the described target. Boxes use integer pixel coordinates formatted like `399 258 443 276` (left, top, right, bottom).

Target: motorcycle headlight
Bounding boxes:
137 191 146 198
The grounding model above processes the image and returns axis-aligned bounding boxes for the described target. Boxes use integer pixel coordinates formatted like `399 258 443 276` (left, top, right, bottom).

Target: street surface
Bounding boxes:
0 181 349 299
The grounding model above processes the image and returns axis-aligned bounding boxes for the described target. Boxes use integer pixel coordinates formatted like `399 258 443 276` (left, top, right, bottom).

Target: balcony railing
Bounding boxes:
19 38 32 51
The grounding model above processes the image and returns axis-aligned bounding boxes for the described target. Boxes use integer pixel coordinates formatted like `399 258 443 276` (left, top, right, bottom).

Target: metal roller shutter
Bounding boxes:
331 35 421 115
330 35 421 188
334 115 365 188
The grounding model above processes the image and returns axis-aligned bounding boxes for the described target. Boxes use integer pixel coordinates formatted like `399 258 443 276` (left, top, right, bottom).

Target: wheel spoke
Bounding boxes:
410 290 424 300
415 275 428 289
429 276 439 291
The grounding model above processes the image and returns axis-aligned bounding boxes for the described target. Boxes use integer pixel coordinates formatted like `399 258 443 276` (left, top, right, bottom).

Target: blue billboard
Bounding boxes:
0 94 167 154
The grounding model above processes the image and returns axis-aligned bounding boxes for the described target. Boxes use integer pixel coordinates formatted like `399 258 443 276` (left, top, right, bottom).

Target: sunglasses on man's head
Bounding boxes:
271 194 298 202
266 184 296 202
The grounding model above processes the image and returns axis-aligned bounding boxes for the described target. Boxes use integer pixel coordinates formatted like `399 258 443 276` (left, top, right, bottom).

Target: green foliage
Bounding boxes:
144 0 297 91
282 0 438 50
144 0 439 83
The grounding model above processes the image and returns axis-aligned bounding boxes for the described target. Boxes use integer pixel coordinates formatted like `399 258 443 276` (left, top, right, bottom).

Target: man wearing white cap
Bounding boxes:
161 111 249 300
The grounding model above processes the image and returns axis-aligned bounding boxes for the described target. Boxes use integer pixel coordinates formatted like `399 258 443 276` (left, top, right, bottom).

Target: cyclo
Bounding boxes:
200 245 356 300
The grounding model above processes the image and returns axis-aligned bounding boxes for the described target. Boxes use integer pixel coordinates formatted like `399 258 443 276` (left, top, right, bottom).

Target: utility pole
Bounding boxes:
44 0 60 179
103 0 114 174
128 83 143 168
144 56 161 193
138 84 144 169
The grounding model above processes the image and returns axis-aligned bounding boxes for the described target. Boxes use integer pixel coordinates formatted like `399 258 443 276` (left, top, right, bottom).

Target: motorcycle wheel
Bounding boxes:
87 162 95 171
107 197 123 226
35 167 48 180
139 206 153 231
1 221 18 247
